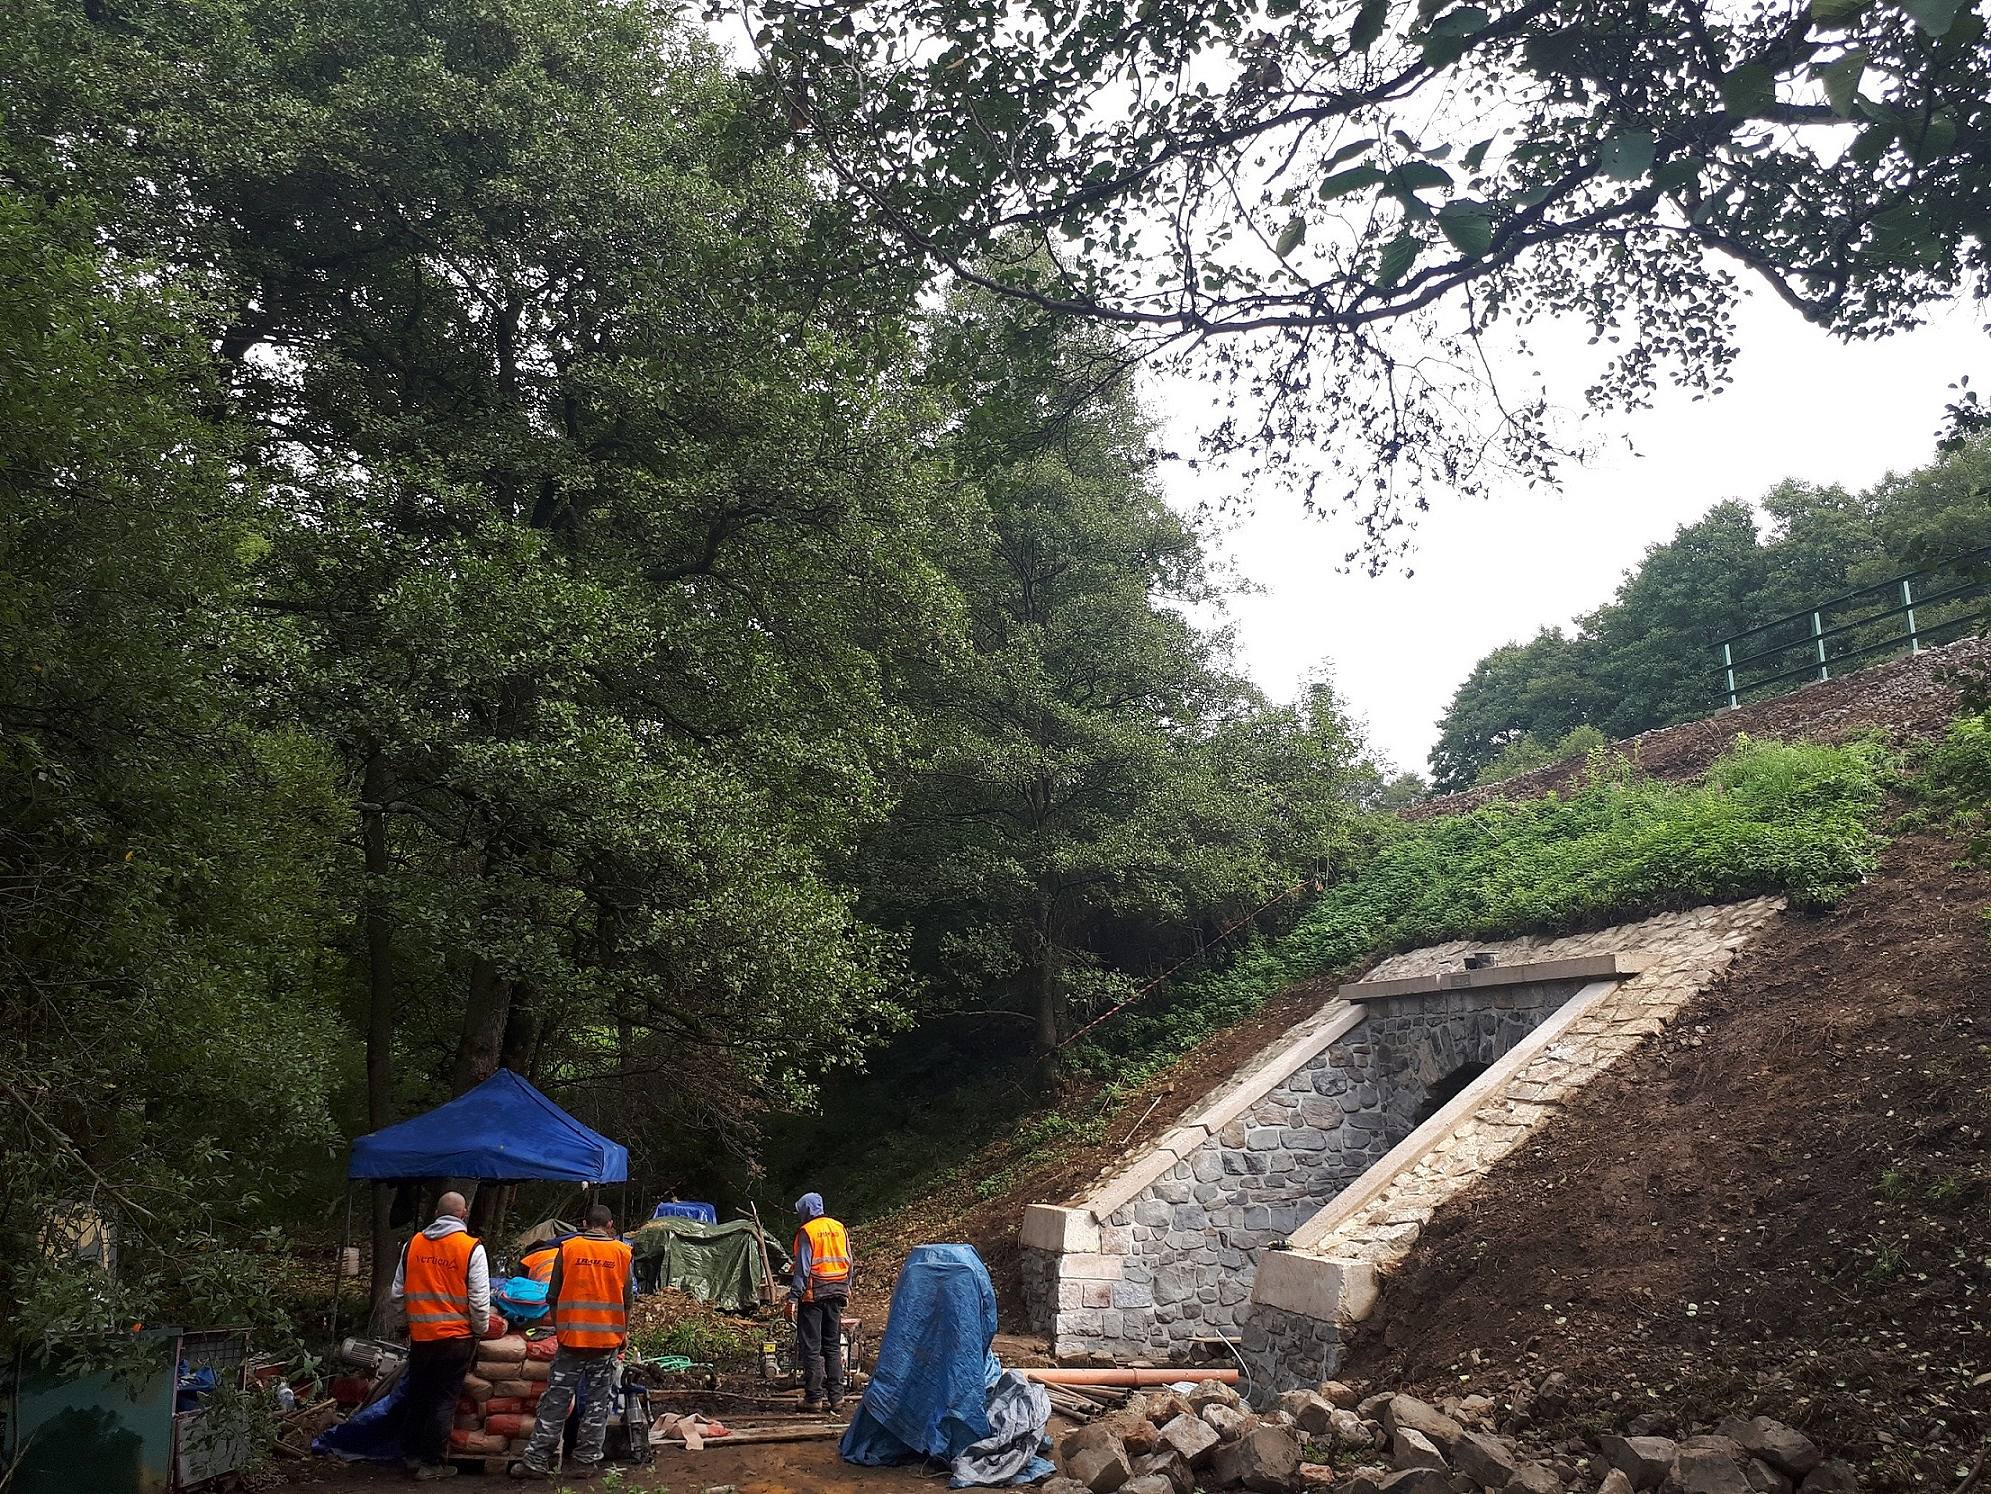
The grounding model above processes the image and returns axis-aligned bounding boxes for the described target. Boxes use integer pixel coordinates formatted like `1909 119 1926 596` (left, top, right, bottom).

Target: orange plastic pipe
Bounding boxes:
1018 1367 1240 1386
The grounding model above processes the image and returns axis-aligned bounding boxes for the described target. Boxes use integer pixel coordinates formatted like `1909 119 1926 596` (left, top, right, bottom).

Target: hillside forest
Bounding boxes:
4 0 1987 1374
1431 438 1991 789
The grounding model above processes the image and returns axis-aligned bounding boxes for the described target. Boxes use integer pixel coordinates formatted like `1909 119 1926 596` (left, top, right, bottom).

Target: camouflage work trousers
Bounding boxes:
519 1347 617 1472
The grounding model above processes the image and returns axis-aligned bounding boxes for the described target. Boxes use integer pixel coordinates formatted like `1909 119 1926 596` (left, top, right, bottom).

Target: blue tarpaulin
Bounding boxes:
651 1200 718 1224
840 1245 1006 1469
347 1069 629 1182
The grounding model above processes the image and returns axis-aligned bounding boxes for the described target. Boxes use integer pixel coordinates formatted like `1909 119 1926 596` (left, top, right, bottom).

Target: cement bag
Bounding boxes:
453 1411 481 1432
487 1396 526 1415
473 1360 513 1383
520 1359 551 1382
492 1379 534 1399
479 1334 529 1363
525 1335 559 1361
484 1413 531 1438
449 1429 507 1455
507 1437 532 1455
463 1373 494 1401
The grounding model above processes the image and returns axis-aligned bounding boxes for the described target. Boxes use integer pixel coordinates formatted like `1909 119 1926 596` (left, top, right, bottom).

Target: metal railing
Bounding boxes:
1717 546 1991 709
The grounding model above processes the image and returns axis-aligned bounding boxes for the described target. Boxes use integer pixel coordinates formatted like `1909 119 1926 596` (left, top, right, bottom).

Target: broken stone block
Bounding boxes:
1132 1450 1196 1494
1392 1429 1448 1473
1452 1432 1519 1489
1320 1382 1360 1409
1378 1468 1456 1494
1798 1462 1859 1494
1745 1460 1793 1494
1384 1397 1468 1456
1680 1439 1747 1462
1664 1448 1754 1494
1600 1436 1679 1491
1278 1390 1337 1436
1192 1378 1247 1411
1211 1425 1305 1493
1715 1420 1821 1480
1205 1403 1254 1439
1329 1409 1377 1447
1299 1464 1336 1491
1060 1423 1133 1494
1098 1409 1161 1458
1122 1476 1177 1494
1598 1467 1636 1494
1159 1412 1220 1468
1504 1462 1561 1494
1146 1390 1194 1425
1044 1481 1092 1494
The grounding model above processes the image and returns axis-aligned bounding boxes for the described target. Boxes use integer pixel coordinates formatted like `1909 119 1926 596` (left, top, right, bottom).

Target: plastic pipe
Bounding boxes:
1018 1367 1240 1386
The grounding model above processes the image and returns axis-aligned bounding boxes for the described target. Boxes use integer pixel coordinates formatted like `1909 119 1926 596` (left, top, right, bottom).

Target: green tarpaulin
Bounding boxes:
630 1217 787 1311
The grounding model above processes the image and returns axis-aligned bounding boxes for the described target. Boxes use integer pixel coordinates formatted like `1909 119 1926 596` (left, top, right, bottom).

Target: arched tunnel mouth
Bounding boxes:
1411 1060 1490 1127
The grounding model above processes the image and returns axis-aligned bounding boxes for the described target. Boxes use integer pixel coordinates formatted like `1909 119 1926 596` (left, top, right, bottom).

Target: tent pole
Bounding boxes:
331 1181 353 1344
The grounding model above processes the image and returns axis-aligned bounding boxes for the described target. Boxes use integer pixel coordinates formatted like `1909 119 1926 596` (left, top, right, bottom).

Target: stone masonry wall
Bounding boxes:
1239 898 1786 1390
1042 976 1591 1361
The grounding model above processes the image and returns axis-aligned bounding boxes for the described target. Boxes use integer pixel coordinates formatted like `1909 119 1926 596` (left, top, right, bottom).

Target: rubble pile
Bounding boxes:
450 1332 556 1460
1043 1378 1863 1494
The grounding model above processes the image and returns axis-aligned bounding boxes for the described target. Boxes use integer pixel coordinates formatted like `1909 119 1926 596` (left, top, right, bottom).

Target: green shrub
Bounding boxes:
1072 737 1889 1083
1903 712 1991 861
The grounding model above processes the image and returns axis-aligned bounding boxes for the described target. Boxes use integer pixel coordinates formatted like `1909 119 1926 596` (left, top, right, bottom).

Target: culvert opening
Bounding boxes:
1412 1060 1490 1127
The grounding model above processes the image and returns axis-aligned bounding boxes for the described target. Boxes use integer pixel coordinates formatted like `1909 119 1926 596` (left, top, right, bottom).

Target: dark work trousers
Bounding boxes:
794 1296 847 1404
402 1335 478 1466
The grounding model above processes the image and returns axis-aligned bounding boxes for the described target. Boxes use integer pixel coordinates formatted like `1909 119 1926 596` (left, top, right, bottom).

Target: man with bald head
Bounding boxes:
391 1190 491 1480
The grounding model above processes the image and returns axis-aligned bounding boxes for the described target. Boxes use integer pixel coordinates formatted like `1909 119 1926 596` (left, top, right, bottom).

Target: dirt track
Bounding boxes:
278 1437 933 1492
1341 826 1991 1492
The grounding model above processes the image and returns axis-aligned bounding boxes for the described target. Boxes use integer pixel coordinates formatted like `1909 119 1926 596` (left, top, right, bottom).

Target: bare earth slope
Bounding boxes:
1341 827 1991 1494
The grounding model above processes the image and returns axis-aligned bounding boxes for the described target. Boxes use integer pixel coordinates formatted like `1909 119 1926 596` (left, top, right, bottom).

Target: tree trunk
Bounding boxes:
1031 896 1061 1086
451 956 513 1094
359 751 399 1334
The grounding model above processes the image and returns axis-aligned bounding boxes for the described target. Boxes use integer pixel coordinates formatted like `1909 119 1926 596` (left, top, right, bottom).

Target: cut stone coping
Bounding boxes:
1252 976 1622 1324
1336 952 1633 1001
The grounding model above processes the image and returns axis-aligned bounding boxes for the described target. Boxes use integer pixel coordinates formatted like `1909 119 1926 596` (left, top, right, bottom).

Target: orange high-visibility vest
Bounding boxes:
520 1246 557 1285
793 1216 851 1302
402 1230 481 1342
553 1234 632 1349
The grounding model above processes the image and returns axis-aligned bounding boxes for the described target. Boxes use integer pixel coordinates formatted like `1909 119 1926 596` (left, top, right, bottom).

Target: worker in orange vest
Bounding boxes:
518 1241 558 1285
787 1192 851 1413
390 1190 491 1481
511 1205 634 1480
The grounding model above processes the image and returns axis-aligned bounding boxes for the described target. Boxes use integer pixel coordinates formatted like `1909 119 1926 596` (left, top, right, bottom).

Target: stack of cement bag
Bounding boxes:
452 1332 558 1459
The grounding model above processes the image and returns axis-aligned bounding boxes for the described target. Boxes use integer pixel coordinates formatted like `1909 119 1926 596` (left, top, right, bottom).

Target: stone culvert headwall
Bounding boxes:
1020 959 1630 1361
1021 898 1786 1368
1242 898 1786 1388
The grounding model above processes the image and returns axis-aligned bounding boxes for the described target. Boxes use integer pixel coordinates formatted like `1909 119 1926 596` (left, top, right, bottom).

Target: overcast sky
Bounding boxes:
1156 295 1985 777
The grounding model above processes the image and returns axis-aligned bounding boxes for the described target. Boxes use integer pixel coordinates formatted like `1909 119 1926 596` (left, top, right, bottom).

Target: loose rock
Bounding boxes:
1191 1379 1246 1412
1393 1429 1450 1473
1385 1396 1468 1455
1211 1425 1306 1493
1715 1420 1822 1480
1132 1450 1195 1494
1664 1448 1754 1494
1279 1390 1338 1436
1205 1403 1254 1440
1745 1460 1793 1494
1798 1460 1859 1494
1378 1469 1457 1494
1506 1462 1562 1494
1320 1382 1360 1409
1600 1436 1679 1491
1453 1432 1519 1490
1159 1412 1220 1468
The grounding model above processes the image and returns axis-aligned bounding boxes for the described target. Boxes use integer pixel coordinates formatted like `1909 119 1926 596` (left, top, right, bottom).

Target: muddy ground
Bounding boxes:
278 1437 930 1492
1340 827 1991 1492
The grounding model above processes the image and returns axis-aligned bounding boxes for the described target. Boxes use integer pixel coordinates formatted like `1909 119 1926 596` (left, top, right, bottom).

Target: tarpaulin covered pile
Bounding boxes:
839 1244 1052 1488
628 1217 781 1311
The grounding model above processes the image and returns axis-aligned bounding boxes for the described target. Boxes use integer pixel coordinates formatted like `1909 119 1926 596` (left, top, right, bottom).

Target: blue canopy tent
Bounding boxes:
332 1069 628 1341
348 1069 629 1183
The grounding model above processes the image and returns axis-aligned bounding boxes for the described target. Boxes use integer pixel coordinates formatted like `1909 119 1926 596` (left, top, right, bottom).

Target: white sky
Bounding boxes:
1158 295 1986 777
